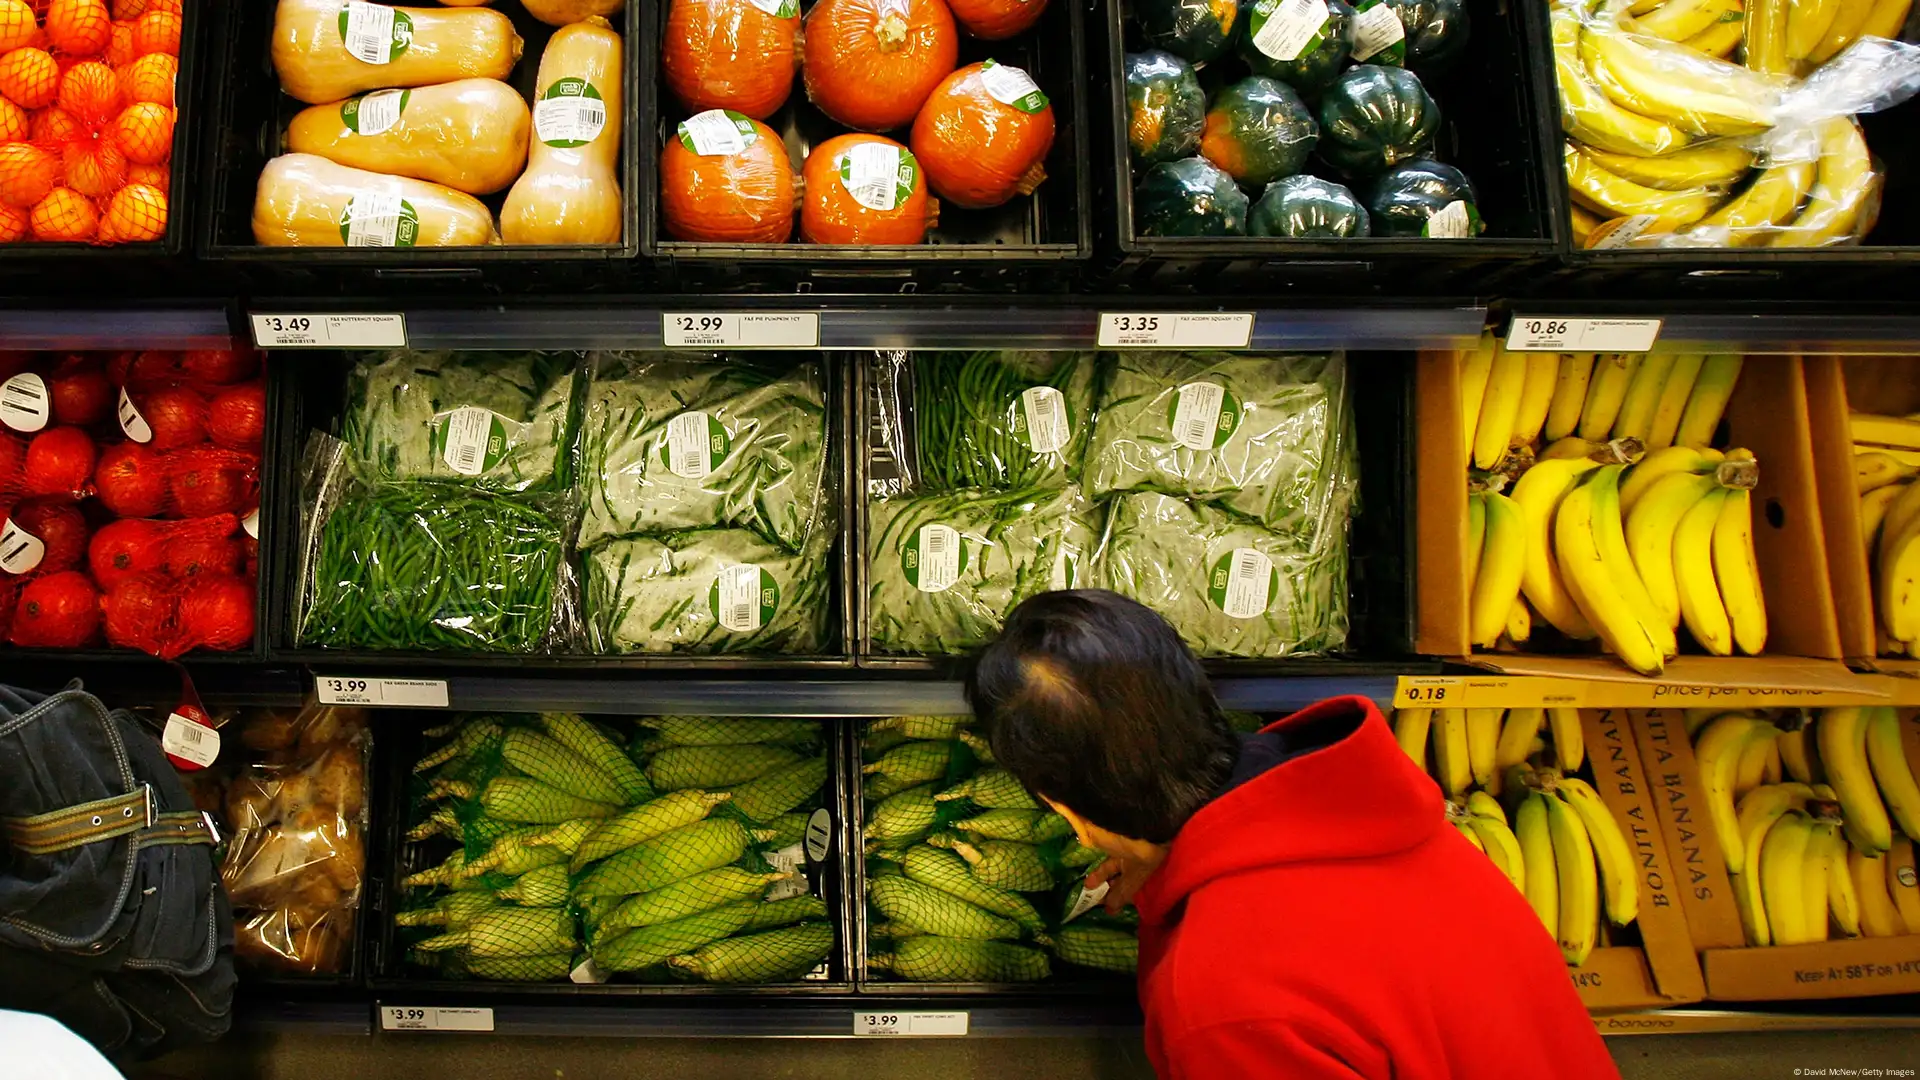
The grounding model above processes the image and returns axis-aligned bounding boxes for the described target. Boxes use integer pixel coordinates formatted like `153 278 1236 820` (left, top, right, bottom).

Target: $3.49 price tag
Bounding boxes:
380 1006 493 1032
854 1011 969 1037
250 313 408 348
1504 317 1661 353
315 676 449 708
662 313 819 348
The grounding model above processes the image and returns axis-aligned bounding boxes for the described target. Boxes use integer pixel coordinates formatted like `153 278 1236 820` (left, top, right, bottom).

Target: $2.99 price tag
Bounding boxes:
315 676 449 708
854 1011 969 1037
662 313 820 348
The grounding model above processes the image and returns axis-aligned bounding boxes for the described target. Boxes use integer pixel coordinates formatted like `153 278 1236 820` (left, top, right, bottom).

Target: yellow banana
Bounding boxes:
1760 809 1816 943
1626 470 1725 627
1517 792 1560 940
1876 476 1920 562
1862 482 1906 562
1778 723 1821 785
1514 353 1561 447
1634 0 1673 13
1802 816 1836 942
1675 487 1734 654
1821 818 1862 937
1475 345 1529 470
1686 708 1725 739
1637 0 1746 39
1764 740 1784 784
1852 413 1920 451
1511 456 1606 639
1748 0 1793 71
1615 354 1679 443
1860 0 1914 40
1581 22 1779 136
1557 465 1667 674
1735 722 1781 800
1857 451 1920 494
1866 706 1920 840
1852 847 1903 937
1644 354 1710 449
1885 836 1920 933
1434 709 1472 797
1580 354 1644 441
1553 8 1694 156
1732 781 1814 944
1713 485 1768 654
1466 812 1529 894
1564 145 1728 231
1771 119 1877 247
1467 790 1506 822
1809 0 1873 60
1544 786 1600 966
1465 707 1504 789
1461 337 1496 459
1549 707 1586 773
1787 0 1843 58
1691 158 1818 246
1471 492 1527 647
1593 463 1681 658
1457 819 1486 852
1621 445 1725 513
1393 708 1433 770
1508 598 1533 644
1558 777 1640 926
1817 707 1894 853
1545 354 1599 443
1570 204 1604 247
1674 354 1744 448
1497 707 1547 779
1684 9 1749 54
1467 491 1487 600
1701 714 1774 874
1880 516 1920 648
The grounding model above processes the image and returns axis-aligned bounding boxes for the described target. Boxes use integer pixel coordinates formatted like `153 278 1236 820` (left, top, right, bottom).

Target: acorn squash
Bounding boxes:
911 61 1054 209
662 110 796 243
1199 76 1316 187
803 0 957 132
947 0 1047 39
1361 158 1482 237
800 132 939 244
1316 63 1438 176
1248 174 1369 236
1375 0 1468 72
1125 50 1205 166
663 0 799 120
1134 157 1248 236
1237 0 1352 92
1136 0 1239 62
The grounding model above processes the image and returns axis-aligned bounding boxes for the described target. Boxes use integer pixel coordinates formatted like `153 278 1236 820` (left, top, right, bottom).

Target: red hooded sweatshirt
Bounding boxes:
1134 695 1620 1080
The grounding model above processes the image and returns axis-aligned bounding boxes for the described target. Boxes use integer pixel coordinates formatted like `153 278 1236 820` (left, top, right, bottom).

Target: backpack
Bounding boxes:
0 682 236 1061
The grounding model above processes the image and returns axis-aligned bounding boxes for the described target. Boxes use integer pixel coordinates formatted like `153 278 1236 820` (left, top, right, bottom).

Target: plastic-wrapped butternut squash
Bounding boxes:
253 153 500 246
522 0 624 25
271 0 523 105
286 79 531 195
501 16 624 244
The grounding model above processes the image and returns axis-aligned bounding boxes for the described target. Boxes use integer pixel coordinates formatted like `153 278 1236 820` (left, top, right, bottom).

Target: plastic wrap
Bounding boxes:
342 350 584 492
1239 0 1354 92
660 111 798 243
871 351 1097 495
1134 157 1250 236
1125 50 1206 165
1363 159 1484 237
1249 174 1372 236
583 528 832 654
866 485 1099 654
1198 77 1319 188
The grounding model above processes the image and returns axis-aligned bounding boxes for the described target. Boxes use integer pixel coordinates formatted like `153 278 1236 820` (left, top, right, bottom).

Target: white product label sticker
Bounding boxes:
1253 0 1331 61
0 372 49 432
1589 214 1656 250
1220 547 1275 619
715 563 765 632
251 313 408 348
380 1007 494 1032
569 958 610 984
533 81 608 148
1349 1 1405 61
1064 880 1110 924
979 62 1043 110
343 191 405 246
805 808 833 862
666 410 715 479
1505 317 1663 353
350 89 407 135
843 141 902 212
746 0 798 15
1171 382 1226 451
0 517 44 574
117 386 152 443
1427 200 1471 239
315 676 450 707
243 507 260 540
1018 386 1069 454
856 1012 969 1037
161 712 221 769
1097 312 1253 348
764 844 812 901
662 313 820 348
909 524 961 593
343 2 399 64
441 405 495 476
680 108 748 156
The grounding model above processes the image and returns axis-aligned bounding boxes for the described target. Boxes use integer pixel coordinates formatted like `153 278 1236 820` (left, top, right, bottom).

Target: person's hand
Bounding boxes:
1085 848 1164 914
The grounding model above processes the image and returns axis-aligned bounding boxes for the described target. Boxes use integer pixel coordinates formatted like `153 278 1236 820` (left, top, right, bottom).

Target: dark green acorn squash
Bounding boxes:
1126 50 1208 166
1135 157 1250 236
1316 63 1440 177
1199 76 1318 187
1249 174 1370 237
1136 0 1241 63
1384 0 1469 72
1237 0 1352 93
1362 158 1483 237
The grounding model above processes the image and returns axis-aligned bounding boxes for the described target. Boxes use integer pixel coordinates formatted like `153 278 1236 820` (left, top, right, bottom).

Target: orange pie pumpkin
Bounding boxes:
910 61 1054 209
945 0 1047 39
800 132 937 245
661 111 797 243
802 0 957 132
663 0 800 120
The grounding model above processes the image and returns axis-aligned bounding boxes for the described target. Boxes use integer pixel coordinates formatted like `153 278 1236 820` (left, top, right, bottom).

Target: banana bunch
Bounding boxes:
1852 413 1920 654
1396 707 1588 796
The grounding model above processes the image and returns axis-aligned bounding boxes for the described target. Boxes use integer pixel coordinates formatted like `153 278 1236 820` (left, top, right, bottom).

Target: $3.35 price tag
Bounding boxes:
1097 312 1253 349
381 1006 493 1032
251 313 408 348
854 1011 969 1037
662 313 819 348
315 676 449 708
1504 317 1661 353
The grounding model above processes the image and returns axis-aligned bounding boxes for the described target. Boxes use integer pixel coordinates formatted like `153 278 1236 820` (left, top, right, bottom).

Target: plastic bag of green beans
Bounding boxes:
1085 352 1350 538
866 486 1100 654
582 527 833 654
341 351 585 493
869 351 1097 496
577 354 832 554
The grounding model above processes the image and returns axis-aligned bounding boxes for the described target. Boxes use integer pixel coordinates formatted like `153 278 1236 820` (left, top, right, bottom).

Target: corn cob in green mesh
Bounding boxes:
869 876 1020 940
466 953 574 982
646 744 804 791
571 790 733 871
1059 839 1104 869
402 849 470 888
955 810 1072 844
593 902 758 972
934 769 1039 810
496 864 571 907
413 907 576 959
935 837 1055 892
957 731 994 763
864 770 922 801
869 937 1050 982
435 777 620 824
864 728 910 759
668 923 834 984
764 812 810 849
523 817 597 858
724 757 827 822
639 717 822 748
502 728 627 805
868 716 970 741
864 785 943 845
461 826 568 877
408 805 462 841
575 819 764 899
867 919 922 943
414 718 504 774
394 890 502 929
540 713 652 803
745 894 829 931
1042 925 1138 974
897 847 1045 933
594 867 791 937
864 740 970 787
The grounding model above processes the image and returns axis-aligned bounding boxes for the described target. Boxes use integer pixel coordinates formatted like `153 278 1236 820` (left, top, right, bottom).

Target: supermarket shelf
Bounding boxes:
0 305 237 350
1503 303 1920 355
1594 1009 1920 1036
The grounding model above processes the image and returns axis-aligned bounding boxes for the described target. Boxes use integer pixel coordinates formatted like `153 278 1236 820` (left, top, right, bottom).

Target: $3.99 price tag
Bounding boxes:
381 1006 493 1032
854 1011 969 1037
315 676 449 708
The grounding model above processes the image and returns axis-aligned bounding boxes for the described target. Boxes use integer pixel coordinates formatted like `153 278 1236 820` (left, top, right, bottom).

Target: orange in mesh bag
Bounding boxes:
96 178 159 240
0 96 24 140
45 0 110 56
62 137 125 198
0 141 56 206
0 200 26 240
0 46 60 108
108 99 169 164
116 49 167 105
30 104 80 142
29 184 95 240
57 58 119 121
127 7 175 57
0 0 35 51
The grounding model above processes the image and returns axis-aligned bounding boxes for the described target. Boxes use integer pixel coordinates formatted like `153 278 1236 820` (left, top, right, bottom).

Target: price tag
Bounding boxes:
380 1006 494 1032
1063 880 1110 924
1505 317 1662 353
1098 312 1253 349
161 711 221 769
250 313 408 349
662 313 820 348
854 1011 969 1037
1393 675 1588 709
315 676 449 708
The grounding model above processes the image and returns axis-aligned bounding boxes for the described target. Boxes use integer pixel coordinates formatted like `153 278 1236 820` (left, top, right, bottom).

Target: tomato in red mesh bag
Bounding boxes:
167 446 255 517
126 383 204 450
87 516 164 590
179 573 252 653
12 569 99 647
49 355 111 426
181 348 258 386
102 570 180 654
23 425 94 497
3 497 89 574
164 522 242 579
94 439 166 516
0 429 26 488
207 379 266 452
0 574 18 639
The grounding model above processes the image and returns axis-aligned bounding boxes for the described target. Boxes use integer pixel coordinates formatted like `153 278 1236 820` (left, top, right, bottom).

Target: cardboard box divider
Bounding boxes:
1628 710 1749 951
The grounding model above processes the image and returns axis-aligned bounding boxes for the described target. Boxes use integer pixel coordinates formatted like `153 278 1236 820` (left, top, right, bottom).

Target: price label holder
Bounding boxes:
380 1006 494 1033
251 313 408 348
1505 317 1661 353
662 312 820 348
1393 675 1588 709
316 676 450 708
854 1011 969 1037
1097 312 1253 349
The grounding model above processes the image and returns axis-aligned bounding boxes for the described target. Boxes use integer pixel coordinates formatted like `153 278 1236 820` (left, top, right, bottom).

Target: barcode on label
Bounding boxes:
345 193 402 247
344 2 396 64
1184 418 1208 444
926 530 945 554
454 443 477 471
1234 549 1262 585
161 712 221 769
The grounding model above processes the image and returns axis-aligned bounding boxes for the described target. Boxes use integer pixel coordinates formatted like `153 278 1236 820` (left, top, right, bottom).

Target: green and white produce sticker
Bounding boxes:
1424 200 1479 239
1209 548 1279 619
339 191 418 246
340 2 412 64
535 78 607 148
710 563 779 632
1016 385 1070 454
839 142 916 212
903 523 963 593
1349 0 1406 63
1250 0 1330 62
662 410 730 479
342 89 408 135
438 406 509 476
1168 381 1239 450
678 108 756 156
979 59 1048 113
747 0 799 15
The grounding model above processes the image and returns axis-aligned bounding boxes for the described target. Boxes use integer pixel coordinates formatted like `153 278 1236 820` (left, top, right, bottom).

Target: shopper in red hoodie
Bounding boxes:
968 590 1620 1080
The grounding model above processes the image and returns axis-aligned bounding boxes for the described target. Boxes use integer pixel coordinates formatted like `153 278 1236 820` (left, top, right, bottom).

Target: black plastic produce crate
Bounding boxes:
638 0 1093 292
1097 0 1565 293
197 0 641 290
367 712 857 995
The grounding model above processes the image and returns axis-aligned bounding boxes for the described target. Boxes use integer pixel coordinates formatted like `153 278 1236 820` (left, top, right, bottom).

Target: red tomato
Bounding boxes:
23 426 95 497
205 380 265 453
93 440 167 516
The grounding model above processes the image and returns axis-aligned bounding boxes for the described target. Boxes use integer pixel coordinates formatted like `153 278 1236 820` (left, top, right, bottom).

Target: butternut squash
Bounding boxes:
285 79 531 195
271 0 523 105
500 16 623 244
253 153 500 246
522 0 624 26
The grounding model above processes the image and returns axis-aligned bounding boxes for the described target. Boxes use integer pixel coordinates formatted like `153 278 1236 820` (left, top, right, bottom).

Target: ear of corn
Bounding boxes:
867 919 923 943
868 937 1050 982
744 894 829 931
869 716 970 740
402 850 469 889
956 731 994 763
480 777 620 824
899 847 1045 933
592 867 791 937
1059 839 1103 869
868 875 1020 940
954 809 1072 845
413 906 576 959
408 805 461 841
414 719 504 774
463 826 568 877
592 902 757 972
639 717 822 749
949 839 1056 892
1043 925 1139 974
667 923 833 984
864 771 922 800
647 744 804 791
394 890 501 928
571 790 733 871
496 864 572 907
464 953 574 981
540 712 653 803
865 785 943 844
764 812 811 848
863 740 968 786
503 728 628 805
935 769 1038 810
724 757 828 822
574 819 757 899
524 817 597 857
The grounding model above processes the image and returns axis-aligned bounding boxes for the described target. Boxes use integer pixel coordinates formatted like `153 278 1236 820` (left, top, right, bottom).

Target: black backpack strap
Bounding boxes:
1 785 154 857
134 812 217 851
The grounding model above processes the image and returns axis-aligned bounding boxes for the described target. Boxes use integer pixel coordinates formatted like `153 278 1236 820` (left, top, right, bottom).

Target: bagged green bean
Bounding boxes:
867 486 1100 655
342 351 584 493
1085 352 1349 538
1097 492 1347 657
870 351 1097 495
577 353 832 554
583 528 831 654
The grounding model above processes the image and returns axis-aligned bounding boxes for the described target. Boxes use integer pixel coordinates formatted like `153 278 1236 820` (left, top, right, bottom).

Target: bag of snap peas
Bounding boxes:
867 485 1100 655
869 351 1097 496
341 351 585 493
582 527 833 654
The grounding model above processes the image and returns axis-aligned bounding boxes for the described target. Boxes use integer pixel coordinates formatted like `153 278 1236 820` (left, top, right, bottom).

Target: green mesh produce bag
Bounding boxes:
871 351 1098 494
583 528 832 654
342 351 584 493
865 486 1101 654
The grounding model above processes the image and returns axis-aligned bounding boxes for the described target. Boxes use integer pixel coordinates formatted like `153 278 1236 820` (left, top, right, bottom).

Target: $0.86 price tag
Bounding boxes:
381 1006 494 1032
315 676 449 708
854 1011 969 1037
1504 317 1661 353
662 313 820 348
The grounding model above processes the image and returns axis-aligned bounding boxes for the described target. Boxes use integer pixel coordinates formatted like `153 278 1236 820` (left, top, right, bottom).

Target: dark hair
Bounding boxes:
965 589 1236 844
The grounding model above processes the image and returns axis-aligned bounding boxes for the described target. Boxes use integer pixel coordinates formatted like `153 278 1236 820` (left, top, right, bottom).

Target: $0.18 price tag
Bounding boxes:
315 676 449 708
662 313 820 348
251 313 408 348
1504 317 1661 353
854 1011 969 1036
